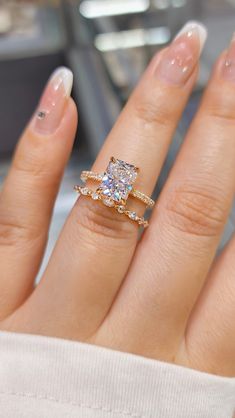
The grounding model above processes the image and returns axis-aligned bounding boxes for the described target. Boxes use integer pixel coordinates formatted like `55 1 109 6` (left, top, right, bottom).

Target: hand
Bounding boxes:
1 22 235 378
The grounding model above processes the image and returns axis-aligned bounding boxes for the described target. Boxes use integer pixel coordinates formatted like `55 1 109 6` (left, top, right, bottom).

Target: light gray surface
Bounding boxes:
0 6 66 60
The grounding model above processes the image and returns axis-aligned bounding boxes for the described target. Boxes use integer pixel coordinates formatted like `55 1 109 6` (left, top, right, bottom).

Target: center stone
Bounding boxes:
98 158 138 203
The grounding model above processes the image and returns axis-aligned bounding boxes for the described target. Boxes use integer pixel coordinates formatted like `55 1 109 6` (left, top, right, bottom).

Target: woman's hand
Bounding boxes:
0 22 235 378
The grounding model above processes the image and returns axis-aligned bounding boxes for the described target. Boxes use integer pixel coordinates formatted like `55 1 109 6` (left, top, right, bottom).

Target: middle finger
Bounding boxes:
108 42 235 359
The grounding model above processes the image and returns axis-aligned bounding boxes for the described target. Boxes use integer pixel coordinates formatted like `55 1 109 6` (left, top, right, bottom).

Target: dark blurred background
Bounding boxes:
0 0 235 275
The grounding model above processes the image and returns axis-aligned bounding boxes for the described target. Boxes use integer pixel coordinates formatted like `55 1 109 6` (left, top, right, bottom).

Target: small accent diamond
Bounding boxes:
117 205 125 213
103 199 114 207
81 187 89 195
128 211 138 220
92 192 100 200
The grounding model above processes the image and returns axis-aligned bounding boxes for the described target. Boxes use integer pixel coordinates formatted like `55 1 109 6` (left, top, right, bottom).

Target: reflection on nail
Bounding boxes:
154 21 207 85
222 34 235 82
175 21 207 54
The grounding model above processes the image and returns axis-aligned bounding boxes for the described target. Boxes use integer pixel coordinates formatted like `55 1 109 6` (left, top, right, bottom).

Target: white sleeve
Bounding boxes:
0 331 234 418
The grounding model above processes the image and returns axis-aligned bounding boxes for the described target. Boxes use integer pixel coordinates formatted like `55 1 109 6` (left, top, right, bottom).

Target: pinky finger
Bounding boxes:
184 236 235 377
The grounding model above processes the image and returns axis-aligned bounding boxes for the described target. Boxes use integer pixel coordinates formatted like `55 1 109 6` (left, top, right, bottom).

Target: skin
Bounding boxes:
0 27 235 378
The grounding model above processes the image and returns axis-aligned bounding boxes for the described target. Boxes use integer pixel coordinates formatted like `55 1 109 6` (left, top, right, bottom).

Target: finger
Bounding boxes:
20 22 207 340
0 68 77 319
181 237 235 377
105 44 235 359
183 39 235 377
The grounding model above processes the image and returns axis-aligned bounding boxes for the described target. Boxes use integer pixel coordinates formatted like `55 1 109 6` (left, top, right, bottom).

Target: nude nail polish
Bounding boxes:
222 34 235 82
155 21 207 85
33 67 73 135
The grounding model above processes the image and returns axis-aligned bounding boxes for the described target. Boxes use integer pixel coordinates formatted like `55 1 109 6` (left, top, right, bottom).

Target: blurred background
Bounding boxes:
0 0 235 276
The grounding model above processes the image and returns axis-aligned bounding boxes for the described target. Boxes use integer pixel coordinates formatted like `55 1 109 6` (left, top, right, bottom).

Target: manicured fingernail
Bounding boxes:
222 34 235 82
155 21 207 85
33 67 73 135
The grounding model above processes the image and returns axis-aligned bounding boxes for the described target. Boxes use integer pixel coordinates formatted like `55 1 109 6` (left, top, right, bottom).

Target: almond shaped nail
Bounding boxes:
33 67 73 135
155 21 207 85
222 33 235 82
175 21 208 54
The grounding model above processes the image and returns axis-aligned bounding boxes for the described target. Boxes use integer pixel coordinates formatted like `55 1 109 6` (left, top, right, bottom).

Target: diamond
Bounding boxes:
108 158 138 183
103 198 114 207
81 187 89 195
117 205 125 213
128 211 138 220
98 158 138 204
92 192 100 200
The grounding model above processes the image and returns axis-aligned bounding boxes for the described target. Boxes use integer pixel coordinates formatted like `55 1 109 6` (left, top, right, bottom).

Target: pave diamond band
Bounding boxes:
80 170 155 208
74 186 149 228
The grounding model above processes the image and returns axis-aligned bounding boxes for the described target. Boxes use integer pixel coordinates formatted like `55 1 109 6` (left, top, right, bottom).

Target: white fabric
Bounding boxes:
0 331 234 418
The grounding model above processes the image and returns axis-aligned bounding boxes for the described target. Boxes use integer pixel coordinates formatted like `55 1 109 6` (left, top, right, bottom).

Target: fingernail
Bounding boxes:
222 34 235 82
33 67 73 135
155 21 207 85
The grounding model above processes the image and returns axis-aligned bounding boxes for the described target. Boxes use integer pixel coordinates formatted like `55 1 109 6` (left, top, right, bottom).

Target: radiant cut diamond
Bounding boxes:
98 158 138 204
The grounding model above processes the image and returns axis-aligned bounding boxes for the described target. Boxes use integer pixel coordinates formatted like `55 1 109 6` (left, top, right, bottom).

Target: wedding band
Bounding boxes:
74 185 149 228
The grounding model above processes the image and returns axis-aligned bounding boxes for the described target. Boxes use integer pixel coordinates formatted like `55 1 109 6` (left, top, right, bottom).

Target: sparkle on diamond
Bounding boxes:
98 158 138 203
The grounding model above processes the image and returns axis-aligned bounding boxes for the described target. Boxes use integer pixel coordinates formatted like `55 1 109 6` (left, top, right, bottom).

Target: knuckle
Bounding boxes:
0 212 44 247
134 101 169 128
161 185 226 237
206 106 235 124
13 155 51 181
132 90 173 128
75 196 138 242
203 87 235 124
13 134 58 181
